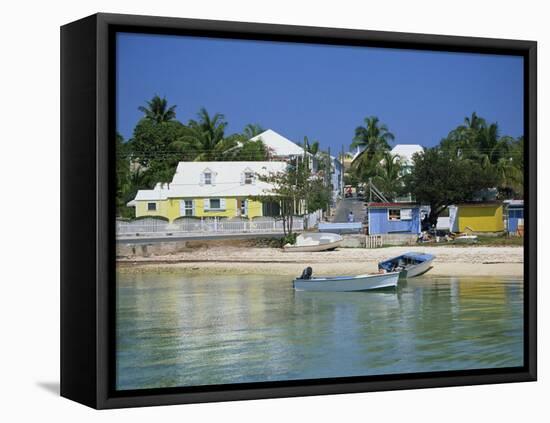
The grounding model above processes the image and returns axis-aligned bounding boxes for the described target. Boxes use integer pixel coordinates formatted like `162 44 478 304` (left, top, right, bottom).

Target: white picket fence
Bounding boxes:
365 235 383 249
116 216 307 237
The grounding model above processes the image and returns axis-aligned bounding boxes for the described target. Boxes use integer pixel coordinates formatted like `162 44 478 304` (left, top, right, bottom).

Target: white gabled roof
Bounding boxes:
250 129 305 156
353 144 424 165
390 144 424 165
129 161 287 203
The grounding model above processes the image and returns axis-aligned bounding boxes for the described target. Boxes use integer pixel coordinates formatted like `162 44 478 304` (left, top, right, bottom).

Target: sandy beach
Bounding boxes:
117 245 523 277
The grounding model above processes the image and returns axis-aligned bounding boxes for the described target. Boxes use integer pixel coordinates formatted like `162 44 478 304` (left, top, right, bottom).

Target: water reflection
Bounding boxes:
116 273 523 390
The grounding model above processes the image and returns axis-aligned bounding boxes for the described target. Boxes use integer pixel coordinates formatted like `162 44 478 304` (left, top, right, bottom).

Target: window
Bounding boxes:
204 172 212 185
183 200 194 216
209 199 221 210
147 202 157 211
244 172 254 184
262 201 281 217
388 208 413 221
240 199 248 216
401 209 413 220
388 208 401 221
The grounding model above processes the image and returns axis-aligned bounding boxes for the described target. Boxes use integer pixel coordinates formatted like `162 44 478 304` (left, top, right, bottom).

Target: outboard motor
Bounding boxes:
299 266 313 280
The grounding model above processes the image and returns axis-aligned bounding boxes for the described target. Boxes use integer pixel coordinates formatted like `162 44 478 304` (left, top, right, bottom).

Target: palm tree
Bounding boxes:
303 136 320 156
463 112 486 131
372 152 403 200
171 108 232 161
243 123 265 139
351 116 394 161
138 95 177 123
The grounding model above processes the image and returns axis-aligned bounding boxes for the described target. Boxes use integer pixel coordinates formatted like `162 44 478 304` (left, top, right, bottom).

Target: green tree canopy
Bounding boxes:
349 116 395 185
138 95 177 123
372 152 404 201
439 113 523 198
404 148 499 226
128 118 186 185
351 116 394 160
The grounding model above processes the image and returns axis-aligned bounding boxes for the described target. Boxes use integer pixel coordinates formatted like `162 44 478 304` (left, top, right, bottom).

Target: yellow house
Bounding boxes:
128 161 287 222
456 202 504 232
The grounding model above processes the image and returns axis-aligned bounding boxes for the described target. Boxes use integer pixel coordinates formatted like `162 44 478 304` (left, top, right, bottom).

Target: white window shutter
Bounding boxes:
240 172 245 185
212 172 217 186
179 200 185 216
191 200 196 216
220 198 226 210
244 200 248 215
199 172 205 185
204 199 210 210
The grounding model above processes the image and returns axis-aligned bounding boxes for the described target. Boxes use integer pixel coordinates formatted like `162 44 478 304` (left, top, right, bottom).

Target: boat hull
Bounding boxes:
293 272 400 292
453 235 478 244
400 258 434 278
378 252 435 279
283 240 342 252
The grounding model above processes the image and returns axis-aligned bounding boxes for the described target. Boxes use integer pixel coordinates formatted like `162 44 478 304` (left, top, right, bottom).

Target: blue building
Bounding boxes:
505 200 524 234
330 156 343 204
367 202 421 235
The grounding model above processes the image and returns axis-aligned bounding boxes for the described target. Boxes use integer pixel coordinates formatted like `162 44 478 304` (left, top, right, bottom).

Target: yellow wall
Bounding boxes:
135 197 265 221
457 204 504 232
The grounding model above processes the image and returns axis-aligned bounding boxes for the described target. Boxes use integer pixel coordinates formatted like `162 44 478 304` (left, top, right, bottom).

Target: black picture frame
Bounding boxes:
60 12 537 409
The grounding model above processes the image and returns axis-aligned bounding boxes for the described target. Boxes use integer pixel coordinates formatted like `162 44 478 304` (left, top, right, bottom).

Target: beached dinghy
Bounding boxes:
283 232 343 252
293 267 400 292
378 252 435 279
453 234 478 244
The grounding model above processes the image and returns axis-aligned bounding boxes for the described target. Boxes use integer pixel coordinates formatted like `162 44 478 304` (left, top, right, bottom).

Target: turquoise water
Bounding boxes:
116 273 524 390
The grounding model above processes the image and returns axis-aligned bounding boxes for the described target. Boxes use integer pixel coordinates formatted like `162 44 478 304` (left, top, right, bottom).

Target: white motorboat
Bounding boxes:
283 232 343 252
293 267 400 292
378 252 435 279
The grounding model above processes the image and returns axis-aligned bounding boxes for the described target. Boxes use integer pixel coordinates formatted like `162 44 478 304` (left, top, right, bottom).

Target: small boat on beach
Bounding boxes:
453 234 478 244
283 232 343 252
378 252 435 279
293 267 400 292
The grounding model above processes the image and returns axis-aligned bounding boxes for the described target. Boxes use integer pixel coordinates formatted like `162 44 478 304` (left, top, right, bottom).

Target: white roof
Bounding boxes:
352 144 424 165
250 129 305 156
389 144 424 165
130 161 287 202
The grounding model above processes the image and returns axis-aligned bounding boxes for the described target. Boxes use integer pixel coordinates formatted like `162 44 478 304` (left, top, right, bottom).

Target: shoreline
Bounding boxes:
117 245 524 277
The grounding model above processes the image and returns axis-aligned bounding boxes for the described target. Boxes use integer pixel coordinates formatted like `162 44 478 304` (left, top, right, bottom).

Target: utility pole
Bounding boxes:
341 145 345 198
327 146 331 217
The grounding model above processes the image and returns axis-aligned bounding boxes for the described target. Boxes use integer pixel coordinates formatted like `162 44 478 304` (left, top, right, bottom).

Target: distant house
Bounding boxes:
386 144 424 174
330 155 343 203
128 161 287 221
252 129 343 203
455 202 504 233
352 144 424 171
504 200 524 234
366 202 421 235
251 129 309 161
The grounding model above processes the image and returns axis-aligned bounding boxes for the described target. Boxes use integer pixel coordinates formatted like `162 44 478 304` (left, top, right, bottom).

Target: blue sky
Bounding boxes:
116 32 524 152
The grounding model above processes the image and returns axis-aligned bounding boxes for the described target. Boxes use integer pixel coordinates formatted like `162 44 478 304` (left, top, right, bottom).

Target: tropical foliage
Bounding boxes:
439 112 523 197
371 152 404 200
403 112 523 225
404 148 499 226
349 112 523 206
138 95 177 123
350 116 396 184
